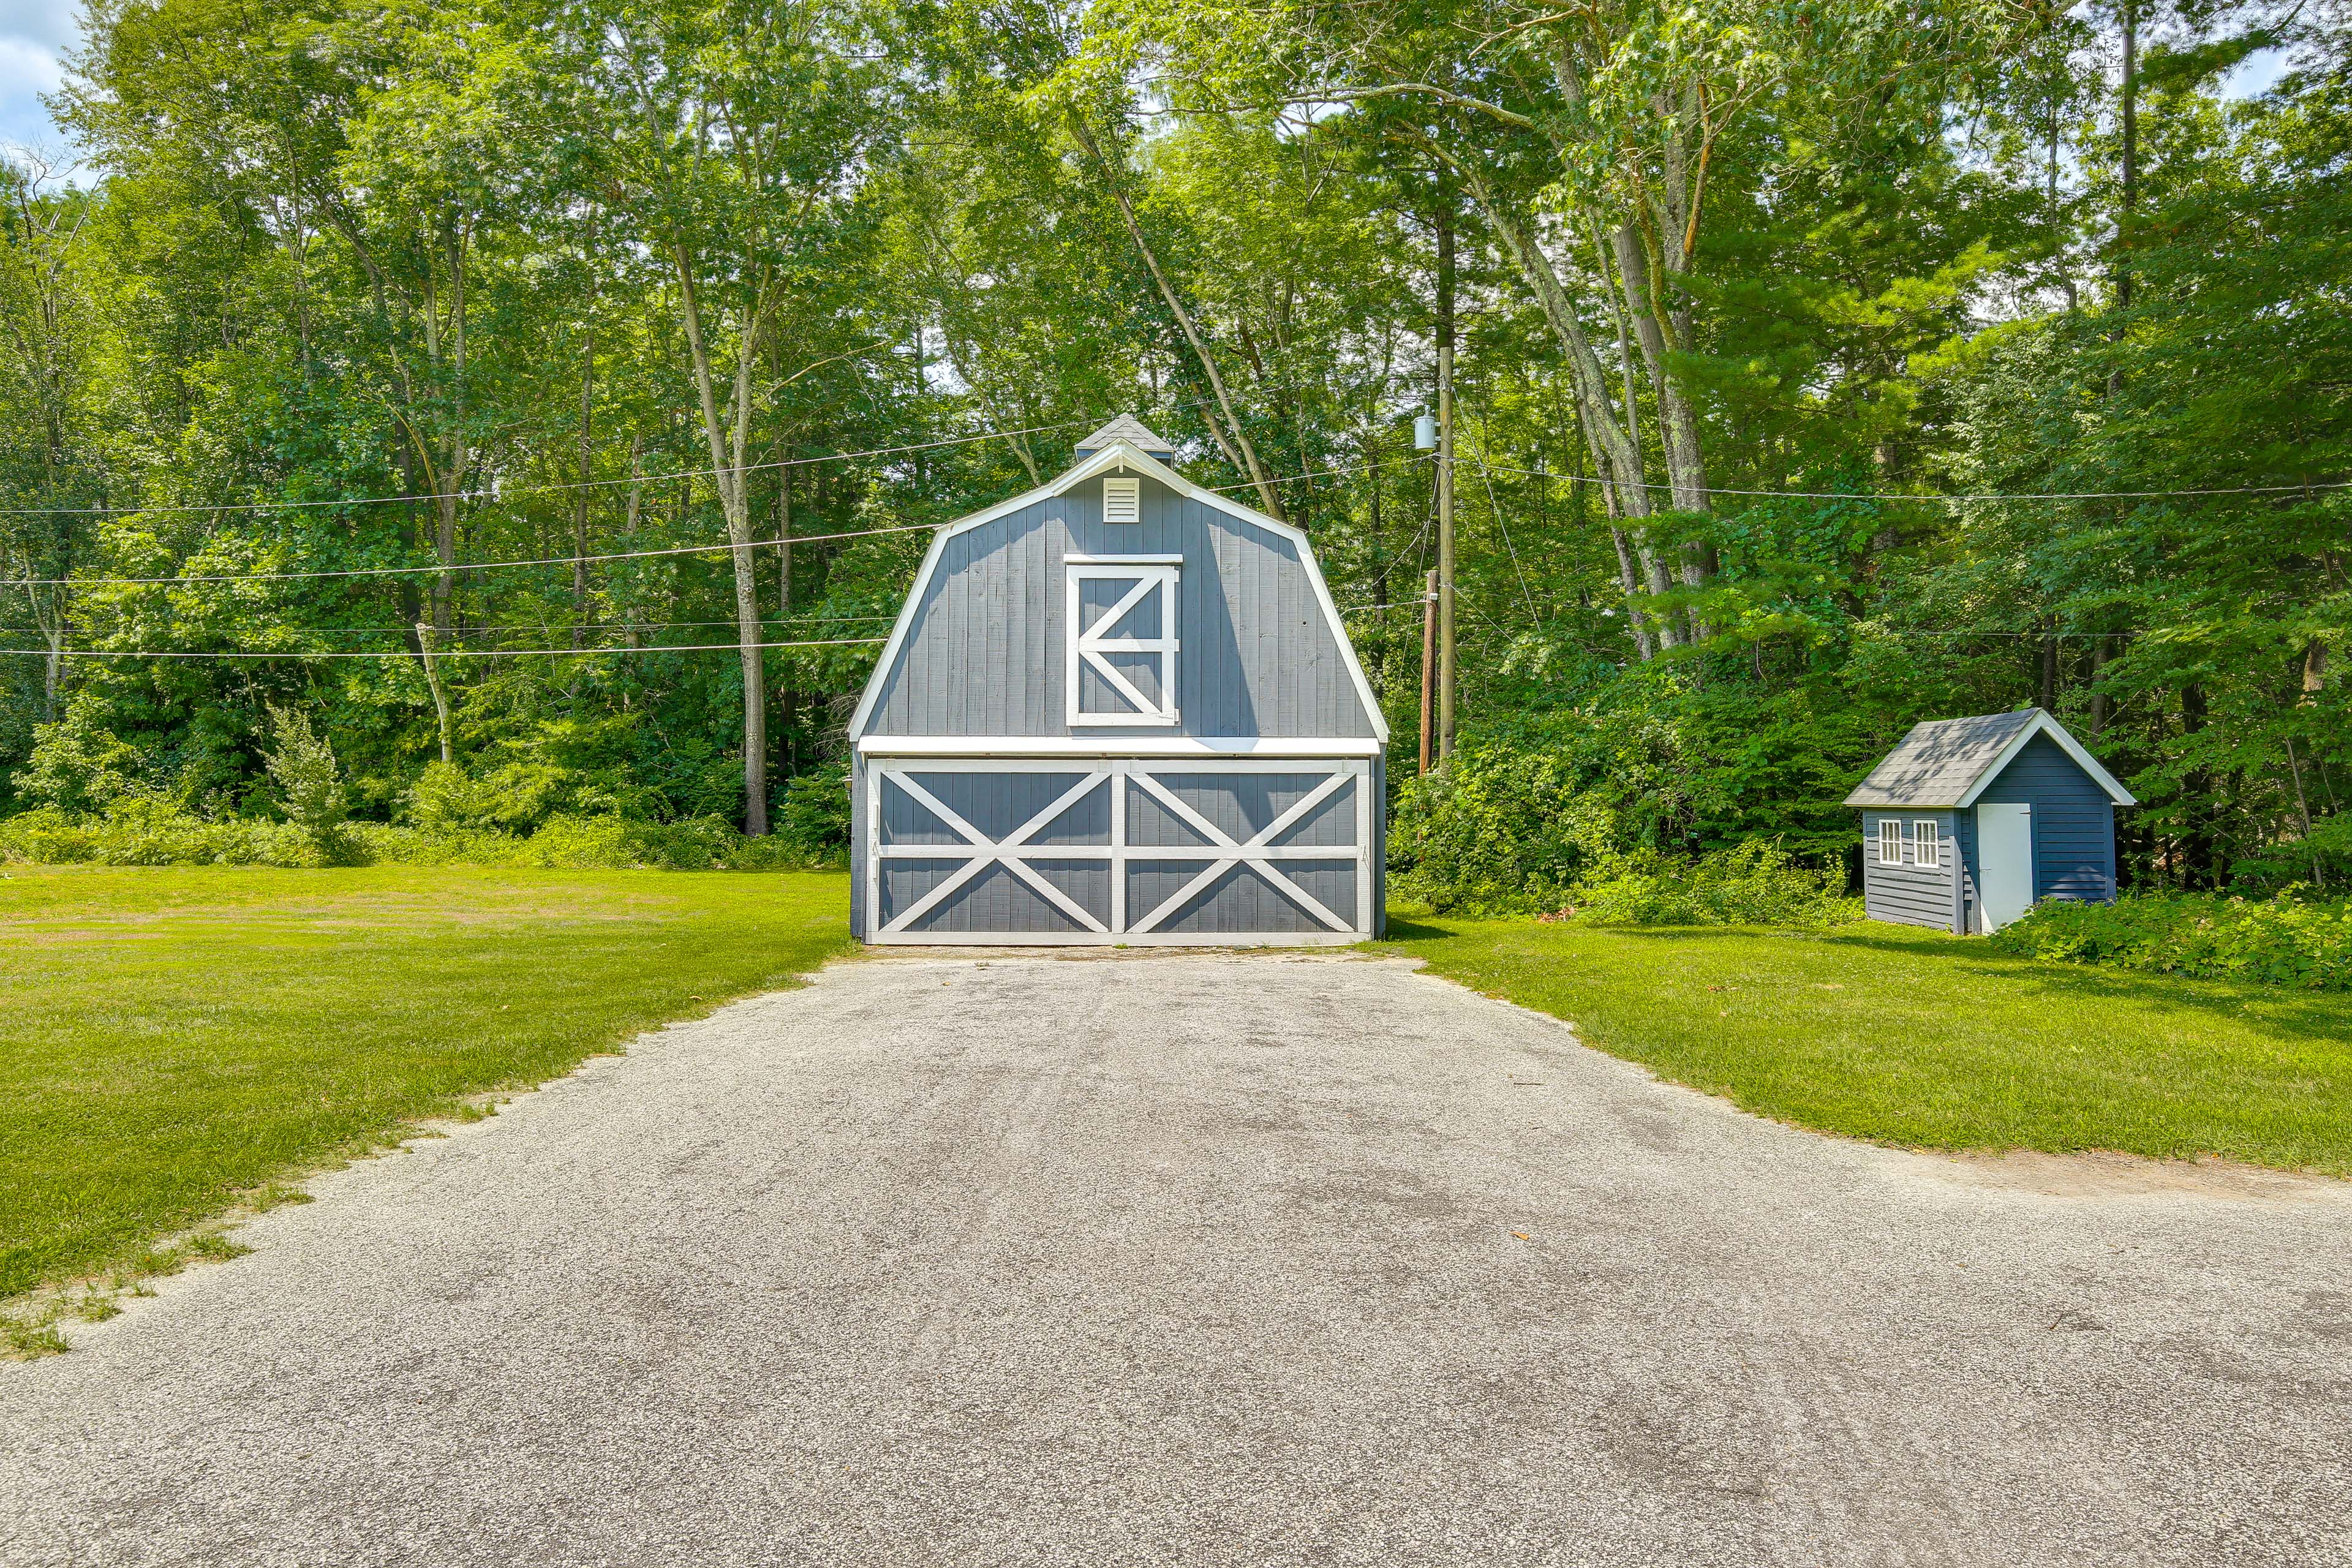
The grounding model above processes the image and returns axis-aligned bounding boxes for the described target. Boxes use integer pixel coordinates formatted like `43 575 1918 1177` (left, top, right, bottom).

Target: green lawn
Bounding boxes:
1379 915 2352 1177
1 865 853 1307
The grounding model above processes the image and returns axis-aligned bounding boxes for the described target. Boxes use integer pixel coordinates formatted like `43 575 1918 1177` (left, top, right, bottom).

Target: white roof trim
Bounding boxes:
1954 709 2137 807
859 736 1384 758
848 440 1390 744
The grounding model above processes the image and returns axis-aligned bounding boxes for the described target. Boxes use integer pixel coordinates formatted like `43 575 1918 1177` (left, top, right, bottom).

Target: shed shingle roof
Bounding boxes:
1073 413 1175 458
1843 707 2135 809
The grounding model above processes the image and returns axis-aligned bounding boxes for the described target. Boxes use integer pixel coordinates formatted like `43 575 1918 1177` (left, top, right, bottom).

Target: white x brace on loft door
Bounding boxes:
865 758 1373 944
1066 556 1179 726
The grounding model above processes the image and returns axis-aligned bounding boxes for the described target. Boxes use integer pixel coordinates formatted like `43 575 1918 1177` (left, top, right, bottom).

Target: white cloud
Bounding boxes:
0 1 81 53
0 24 70 157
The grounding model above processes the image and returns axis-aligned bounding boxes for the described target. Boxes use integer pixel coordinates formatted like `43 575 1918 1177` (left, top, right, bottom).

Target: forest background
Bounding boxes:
0 0 2344 909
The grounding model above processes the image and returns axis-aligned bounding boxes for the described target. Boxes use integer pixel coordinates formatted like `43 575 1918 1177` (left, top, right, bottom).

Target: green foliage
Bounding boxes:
1387 745 1614 914
11 716 149 816
2 0 2343 918
0 802 833 872
1991 892 2352 992
1563 840 1860 929
774 760 853 854
405 760 520 834
261 704 350 862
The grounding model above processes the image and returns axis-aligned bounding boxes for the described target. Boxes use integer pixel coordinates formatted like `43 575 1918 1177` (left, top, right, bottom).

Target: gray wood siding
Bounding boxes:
1126 774 1355 847
1860 809 1959 932
1128 862 1357 933
882 859 1112 935
1972 734 2117 903
863 475 1375 740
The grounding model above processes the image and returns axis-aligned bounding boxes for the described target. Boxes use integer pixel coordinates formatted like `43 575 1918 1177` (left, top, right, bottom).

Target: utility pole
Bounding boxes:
1434 183 1458 760
1419 568 1438 774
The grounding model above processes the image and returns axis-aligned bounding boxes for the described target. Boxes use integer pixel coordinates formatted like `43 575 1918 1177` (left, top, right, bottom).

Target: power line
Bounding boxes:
1207 455 1425 492
13 449 1404 590
0 613 905 640
0 418 1101 519
19 637 889 662
32 520 940 589
1476 461 2352 505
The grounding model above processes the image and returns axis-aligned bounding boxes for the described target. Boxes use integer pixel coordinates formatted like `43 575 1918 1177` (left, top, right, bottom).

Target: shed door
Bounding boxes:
867 758 1372 944
1977 802 2035 932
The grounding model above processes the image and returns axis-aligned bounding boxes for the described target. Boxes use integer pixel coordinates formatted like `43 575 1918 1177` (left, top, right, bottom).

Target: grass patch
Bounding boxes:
0 864 853 1319
1379 914 2352 1177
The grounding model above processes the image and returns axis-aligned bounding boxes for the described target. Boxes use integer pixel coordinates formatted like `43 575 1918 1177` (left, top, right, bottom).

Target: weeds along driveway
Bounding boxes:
3 954 2348 1567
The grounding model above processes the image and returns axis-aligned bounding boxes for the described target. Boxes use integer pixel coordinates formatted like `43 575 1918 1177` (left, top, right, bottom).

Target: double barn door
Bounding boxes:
865 757 1373 944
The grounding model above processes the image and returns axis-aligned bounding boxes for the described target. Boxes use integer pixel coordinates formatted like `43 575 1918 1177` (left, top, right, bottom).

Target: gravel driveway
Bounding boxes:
4 954 2348 1567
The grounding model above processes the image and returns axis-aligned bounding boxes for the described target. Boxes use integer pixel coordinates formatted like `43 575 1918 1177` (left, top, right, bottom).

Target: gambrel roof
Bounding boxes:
846 429 1387 745
1844 707 2135 809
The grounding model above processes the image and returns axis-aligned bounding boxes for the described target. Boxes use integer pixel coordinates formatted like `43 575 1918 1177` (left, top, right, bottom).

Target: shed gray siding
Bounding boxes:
1969 734 2117 907
862 474 1376 741
1861 809 1961 932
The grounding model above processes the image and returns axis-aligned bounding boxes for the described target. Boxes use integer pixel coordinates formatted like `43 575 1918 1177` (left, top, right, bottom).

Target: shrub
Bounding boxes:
262 706 357 862
10 714 149 816
404 760 525 834
1556 839 1861 929
1991 891 2352 990
0 801 321 867
0 803 839 873
1387 744 1615 914
774 760 853 855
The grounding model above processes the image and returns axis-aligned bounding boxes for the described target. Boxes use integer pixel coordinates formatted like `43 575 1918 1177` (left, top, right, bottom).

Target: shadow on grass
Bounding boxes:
1378 915 1458 942
1583 922 2352 1047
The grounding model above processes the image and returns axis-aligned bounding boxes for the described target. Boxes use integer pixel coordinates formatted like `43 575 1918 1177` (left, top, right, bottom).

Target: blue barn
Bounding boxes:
1844 708 2135 934
846 415 1387 946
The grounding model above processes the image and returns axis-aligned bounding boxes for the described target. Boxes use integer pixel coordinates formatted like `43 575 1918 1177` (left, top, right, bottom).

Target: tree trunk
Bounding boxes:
416 621 454 764
1434 189 1457 760
2178 681 2214 888
572 317 595 649
672 251 769 837
1475 183 1679 647
2089 636 2113 734
1066 111 1286 521
2115 1 2139 310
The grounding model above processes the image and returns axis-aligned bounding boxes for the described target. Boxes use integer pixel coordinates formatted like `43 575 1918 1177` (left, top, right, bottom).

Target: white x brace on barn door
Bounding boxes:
866 757 1373 945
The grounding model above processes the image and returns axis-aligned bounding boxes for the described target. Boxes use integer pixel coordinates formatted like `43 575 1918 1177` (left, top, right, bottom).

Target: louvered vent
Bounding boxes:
1102 477 1140 524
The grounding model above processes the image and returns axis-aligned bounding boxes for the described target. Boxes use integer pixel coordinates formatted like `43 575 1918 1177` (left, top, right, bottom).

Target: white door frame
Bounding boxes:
865 755 1374 946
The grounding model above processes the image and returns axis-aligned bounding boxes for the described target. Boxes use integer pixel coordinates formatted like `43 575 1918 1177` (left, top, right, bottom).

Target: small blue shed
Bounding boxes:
1843 708 2135 933
846 415 1388 946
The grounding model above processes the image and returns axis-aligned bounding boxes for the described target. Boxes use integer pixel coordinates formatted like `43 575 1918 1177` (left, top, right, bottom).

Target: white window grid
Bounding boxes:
1913 819 1940 869
1878 818 1901 864
1066 560 1178 726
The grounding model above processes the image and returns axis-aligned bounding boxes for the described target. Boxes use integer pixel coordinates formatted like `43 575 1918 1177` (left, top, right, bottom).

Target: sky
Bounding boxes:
0 0 76 165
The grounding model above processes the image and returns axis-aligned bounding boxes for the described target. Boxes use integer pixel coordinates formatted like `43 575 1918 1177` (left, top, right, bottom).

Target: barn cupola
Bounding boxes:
1072 413 1177 464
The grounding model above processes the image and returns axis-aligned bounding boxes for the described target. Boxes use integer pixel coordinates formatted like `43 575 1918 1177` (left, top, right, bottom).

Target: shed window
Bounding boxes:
1102 477 1140 524
1066 560 1179 725
1877 819 1901 864
1913 819 1940 869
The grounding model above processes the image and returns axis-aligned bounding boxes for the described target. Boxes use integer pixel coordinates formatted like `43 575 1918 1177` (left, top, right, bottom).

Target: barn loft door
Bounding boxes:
867 758 1371 945
1066 560 1179 726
